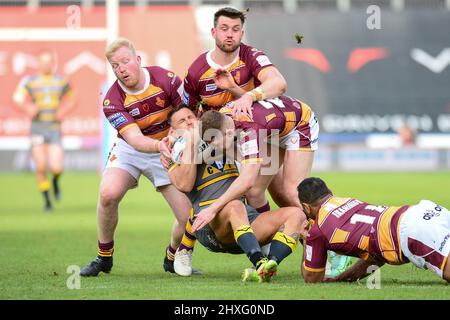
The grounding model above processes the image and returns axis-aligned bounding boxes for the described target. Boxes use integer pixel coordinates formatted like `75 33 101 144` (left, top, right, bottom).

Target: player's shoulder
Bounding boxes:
146 66 177 79
17 74 34 87
239 42 265 58
186 52 209 79
103 81 124 106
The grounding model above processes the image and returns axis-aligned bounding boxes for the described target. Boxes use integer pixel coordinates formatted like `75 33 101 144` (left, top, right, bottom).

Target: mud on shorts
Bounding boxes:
194 203 261 254
399 200 450 278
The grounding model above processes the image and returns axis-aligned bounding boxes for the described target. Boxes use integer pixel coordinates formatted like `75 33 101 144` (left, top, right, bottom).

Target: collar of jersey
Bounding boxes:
118 67 150 95
206 47 240 70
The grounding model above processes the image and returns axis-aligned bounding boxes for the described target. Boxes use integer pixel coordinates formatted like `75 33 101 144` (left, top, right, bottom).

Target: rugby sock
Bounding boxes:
255 202 270 213
98 240 114 258
234 225 264 267
166 244 176 261
38 180 52 208
52 173 60 200
268 232 298 264
178 217 196 252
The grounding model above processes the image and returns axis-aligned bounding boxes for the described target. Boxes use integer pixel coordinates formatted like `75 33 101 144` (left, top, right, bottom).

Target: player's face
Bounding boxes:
39 52 54 75
108 46 142 90
212 16 244 53
171 108 198 130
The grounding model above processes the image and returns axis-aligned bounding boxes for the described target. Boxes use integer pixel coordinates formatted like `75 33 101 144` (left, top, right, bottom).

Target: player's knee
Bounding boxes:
279 187 300 207
99 186 123 210
245 186 266 205
224 200 246 219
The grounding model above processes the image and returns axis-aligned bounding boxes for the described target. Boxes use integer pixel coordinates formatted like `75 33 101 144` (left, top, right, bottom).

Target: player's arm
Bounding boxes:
167 134 198 193
327 257 385 283
251 66 287 100
231 66 287 118
121 125 170 157
301 261 325 283
191 162 261 232
12 77 39 118
301 228 328 283
55 82 76 121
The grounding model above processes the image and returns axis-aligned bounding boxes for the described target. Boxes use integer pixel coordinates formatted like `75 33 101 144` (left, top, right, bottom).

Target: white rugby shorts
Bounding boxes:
399 200 450 278
105 138 171 188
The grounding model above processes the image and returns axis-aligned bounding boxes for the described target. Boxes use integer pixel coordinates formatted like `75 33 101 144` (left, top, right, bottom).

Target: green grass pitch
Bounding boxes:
0 171 449 299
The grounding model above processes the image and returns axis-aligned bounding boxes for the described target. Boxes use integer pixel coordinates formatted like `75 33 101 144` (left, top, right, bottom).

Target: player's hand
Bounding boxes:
26 103 39 118
191 207 217 232
158 137 172 158
160 153 172 170
231 94 253 120
213 69 237 91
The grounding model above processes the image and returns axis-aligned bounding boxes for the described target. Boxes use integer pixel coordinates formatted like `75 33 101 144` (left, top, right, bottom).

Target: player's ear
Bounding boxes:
136 55 141 65
211 27 216 38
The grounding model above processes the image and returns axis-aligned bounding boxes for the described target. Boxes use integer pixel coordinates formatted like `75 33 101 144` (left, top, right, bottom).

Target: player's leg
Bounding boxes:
80 167 137 277
244 143 282 212
144 152 200 276
31 142 52 211
248 207 304 281
280 149 314 207
209 200 266 268
48 143 64 201
159 184 198 274
244 173 275 213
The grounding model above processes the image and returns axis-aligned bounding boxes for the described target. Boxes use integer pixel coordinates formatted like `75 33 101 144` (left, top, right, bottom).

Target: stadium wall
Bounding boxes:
0 5 449 171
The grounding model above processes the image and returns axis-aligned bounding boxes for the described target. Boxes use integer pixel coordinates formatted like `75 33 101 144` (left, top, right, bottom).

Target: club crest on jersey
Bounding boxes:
156 97 165 108
206 83 217 92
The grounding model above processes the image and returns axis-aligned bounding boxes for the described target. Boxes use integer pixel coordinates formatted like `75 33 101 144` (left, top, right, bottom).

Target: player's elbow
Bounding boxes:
303 273 322 284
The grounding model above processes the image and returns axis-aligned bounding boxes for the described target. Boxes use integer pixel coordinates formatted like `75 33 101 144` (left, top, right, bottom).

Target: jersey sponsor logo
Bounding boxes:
156 97 165 108
256 55 271 67
142 103 150 112
239 139 259 157
305 245 313 261
108 112 127 129
167 72 174 78
130 108 140 117
103 99 110 106
205 83 217 92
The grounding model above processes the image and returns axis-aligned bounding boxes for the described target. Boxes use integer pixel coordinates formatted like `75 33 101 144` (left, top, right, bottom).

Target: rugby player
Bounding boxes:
79 38 195 277
13 50 76 212
191 96 319 233
164 104 305 281
182 7 287 118
297 177 450 283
